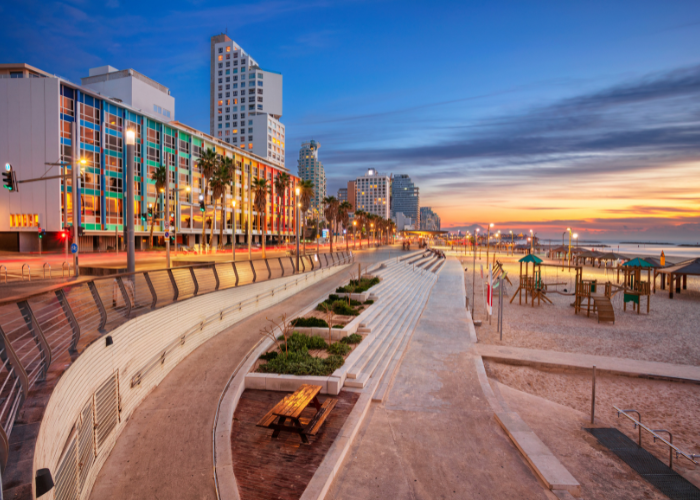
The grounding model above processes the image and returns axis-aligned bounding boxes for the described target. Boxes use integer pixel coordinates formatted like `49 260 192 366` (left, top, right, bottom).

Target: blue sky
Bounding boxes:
2 0 700 241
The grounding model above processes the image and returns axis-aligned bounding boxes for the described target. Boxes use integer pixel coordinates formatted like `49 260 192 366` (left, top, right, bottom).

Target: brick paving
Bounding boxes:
232 389 359 500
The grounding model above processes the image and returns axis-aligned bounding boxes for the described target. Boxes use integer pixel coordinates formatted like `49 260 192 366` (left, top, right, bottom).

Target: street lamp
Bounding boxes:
509 230 514 256
472 228 479 317
573 233 579 249
232 199 237 261
486 223 494 264
566 227 572 266
125 129 136 275
295 186 300 272
370 222 374 246
530 229 534 255
353 220 357 249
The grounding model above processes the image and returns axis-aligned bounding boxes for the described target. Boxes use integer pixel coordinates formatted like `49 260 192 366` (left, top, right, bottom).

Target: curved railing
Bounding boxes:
0 251 352 475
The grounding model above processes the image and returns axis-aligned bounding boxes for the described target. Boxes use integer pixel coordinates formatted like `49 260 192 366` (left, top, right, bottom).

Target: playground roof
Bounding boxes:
658 258 700 276
622 257 654 268
599 252 627 260
519 254 543 264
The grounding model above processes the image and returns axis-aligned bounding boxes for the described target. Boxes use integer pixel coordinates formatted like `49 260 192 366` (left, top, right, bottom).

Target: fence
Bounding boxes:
0 251 352 477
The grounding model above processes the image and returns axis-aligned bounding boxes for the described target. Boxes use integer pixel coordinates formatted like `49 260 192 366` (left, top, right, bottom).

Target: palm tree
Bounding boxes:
209 163 230 249
223 157 237 247
299 180 314 255
149 165 167 249
323 196 339 253
274 172 290 248
197 148 218 251
338 201 352 251
252 177 270 258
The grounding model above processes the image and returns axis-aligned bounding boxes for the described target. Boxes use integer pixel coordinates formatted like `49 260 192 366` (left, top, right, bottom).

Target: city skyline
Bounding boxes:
1 1 700 241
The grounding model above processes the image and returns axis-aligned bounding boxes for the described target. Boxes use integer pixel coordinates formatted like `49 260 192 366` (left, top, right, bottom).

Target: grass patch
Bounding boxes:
283 332 328 352
340 334 363 344
364 299 374 305
257 350 344 376
291 317 329 328
327 342 351 356
332 325 344 329
336 276 380 294
331 300 359 316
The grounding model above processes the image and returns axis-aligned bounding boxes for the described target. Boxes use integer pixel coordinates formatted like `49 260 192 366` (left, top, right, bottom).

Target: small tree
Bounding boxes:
317 303 335 344
258 314 294 357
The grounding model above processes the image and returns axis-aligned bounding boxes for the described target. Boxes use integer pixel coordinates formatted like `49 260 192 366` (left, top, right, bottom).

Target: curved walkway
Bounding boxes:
328 259 551 499
88 250 396 500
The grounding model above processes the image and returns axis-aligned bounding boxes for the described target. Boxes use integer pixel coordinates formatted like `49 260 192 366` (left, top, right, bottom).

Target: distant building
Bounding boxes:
356 169 390 219
420 207 441 231
347 181 356 212
393 212 414 231
390 174 419 227
297 140 326 211
210 34 285 168
338 187 348 203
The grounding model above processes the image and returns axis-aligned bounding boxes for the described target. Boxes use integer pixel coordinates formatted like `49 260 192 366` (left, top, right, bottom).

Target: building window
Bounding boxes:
226 46 231 52
218 48 223 53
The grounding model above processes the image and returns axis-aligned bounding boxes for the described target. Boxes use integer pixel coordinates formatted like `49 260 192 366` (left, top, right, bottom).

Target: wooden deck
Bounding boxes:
232 389 359 500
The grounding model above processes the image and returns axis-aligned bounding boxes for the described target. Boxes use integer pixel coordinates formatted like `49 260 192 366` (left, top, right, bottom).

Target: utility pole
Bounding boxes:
71 119 80 277
126 130 136 275
248 168 252 261
165 178 171 268
295 186 300 272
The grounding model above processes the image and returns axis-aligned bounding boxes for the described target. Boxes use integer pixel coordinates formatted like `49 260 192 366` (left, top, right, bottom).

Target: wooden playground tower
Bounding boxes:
621 258 653 314
509 255 578 307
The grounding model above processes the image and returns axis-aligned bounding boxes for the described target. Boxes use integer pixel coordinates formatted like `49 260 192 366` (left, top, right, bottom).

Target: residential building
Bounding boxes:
337 187 347 203
0 62 298 252
347 181 356 212
393 212 415 231
355 169 390 219
297 140 326 211
81 65 174 122
390 174 419 227
210 34 285 169
420 207 441 231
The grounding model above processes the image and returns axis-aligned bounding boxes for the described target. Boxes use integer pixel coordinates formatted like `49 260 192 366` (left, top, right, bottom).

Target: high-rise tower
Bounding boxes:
297 140 326 211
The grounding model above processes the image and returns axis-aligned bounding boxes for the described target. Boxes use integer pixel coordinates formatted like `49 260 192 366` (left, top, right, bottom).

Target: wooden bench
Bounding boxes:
256 384 337 444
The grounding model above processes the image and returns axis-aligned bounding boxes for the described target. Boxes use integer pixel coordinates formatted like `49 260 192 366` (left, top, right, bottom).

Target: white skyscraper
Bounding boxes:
210 34 286 169
355 169 390 219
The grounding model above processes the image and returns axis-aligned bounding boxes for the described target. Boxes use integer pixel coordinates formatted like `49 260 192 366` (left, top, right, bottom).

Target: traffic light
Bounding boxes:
60 230 67 240
148 204 153 217
38 228 45 239
141 213 147 223
78 226 85 237
199 194 205 212
3 163 17 192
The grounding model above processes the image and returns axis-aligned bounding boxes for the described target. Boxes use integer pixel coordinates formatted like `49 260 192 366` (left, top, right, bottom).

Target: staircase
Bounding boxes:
594 297 615 324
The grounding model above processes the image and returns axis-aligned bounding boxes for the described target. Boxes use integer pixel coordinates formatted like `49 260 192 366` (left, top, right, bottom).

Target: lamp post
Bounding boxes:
509 230 514 256
125 129 136 275
232 199 237 261
371 222 374 246
353 220 357 249
486 223 494 264
566 227 572 266
472 228 479 318
530 229 534 255
295 186 300 272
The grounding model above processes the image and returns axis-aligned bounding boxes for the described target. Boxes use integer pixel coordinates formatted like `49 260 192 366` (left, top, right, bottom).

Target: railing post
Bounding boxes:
189 267 199 296
300 256 306 272
87 281 108 331
115 277 132 318
212 264 221 291
144 272 158 309
55 289 81 353
278 257 285 277
250 260 257 283
289 256 296 274
265 259 272 280
232 262 239 287
167 269 179 301
17 301 52 379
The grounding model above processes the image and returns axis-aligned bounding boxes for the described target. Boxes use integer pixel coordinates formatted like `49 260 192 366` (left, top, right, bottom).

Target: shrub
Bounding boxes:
328 294 340 301
336 276 380 293
327 342 351 356
332 300 359 316
364 300 374 305
291 317 328 328
341 334 363 344
256 351 344 376
259 351 278 361
332 325 344 329
307 335 329 350
284 332 328 352
349 299 363 306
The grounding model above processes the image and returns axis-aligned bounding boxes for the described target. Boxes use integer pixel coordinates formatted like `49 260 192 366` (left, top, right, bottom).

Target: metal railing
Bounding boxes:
0 251 352 474
21 264 30 282
614 406 699 469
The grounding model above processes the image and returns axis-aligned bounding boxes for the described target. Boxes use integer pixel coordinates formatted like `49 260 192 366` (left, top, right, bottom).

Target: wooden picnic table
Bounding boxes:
257 384 337 444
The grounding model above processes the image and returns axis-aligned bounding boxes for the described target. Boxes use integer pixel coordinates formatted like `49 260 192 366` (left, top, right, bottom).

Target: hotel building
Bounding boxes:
337 188 347 203
0 63 298 252
297 140 326 211
210 34 285 168
390 174 419 226
355 169 390 219
420 207 441 231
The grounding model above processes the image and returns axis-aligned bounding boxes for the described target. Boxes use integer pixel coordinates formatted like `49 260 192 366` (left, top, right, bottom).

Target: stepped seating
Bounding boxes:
594 297 615 324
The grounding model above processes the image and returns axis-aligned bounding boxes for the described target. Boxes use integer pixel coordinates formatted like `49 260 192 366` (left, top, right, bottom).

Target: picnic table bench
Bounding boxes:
256 384 337 444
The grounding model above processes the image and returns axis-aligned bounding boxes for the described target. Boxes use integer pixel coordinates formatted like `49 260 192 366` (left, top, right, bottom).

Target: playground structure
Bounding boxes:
509 255 577 307
621 258 653 314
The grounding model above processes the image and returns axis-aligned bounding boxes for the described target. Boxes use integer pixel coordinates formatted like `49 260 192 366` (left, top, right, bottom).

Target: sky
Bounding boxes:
1 0 700 243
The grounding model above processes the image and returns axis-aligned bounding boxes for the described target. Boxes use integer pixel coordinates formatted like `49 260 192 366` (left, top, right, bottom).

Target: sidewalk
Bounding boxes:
328 259 550 499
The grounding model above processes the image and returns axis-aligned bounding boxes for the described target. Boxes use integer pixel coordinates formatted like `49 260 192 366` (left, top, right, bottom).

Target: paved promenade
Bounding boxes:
329 259 550 499
89 250 395 500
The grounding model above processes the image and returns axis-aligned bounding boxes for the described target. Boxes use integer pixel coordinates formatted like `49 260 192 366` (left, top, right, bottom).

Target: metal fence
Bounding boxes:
0 251 351 474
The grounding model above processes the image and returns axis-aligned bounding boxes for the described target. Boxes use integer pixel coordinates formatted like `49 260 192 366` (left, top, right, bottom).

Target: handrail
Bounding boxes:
62 262 71 278
43 263 51 279
0 265 5 283
21 264 30 282
614 406 698 469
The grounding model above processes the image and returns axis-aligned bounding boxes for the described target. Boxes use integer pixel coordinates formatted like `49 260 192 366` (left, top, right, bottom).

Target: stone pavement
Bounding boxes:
328 259 551 499
477 344 700 383
88 250 395 500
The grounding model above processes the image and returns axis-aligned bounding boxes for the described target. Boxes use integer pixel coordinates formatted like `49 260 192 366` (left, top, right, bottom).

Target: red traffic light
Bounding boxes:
60 231 67 239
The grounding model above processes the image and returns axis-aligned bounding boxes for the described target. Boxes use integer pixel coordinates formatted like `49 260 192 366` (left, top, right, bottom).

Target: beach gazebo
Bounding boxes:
621 257 653 313
658 258 700 299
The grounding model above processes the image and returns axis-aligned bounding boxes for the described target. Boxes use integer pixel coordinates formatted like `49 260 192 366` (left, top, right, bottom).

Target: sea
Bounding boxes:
576 242 700 261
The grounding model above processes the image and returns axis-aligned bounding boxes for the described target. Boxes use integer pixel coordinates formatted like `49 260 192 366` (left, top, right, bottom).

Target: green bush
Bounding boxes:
327 342 351 356
332 300 359 316
283 332 328 352
328 294 340 301
307 335 329 350
364 300 374 305
341 334 363 344
349 299 363 306
257 350 344 376
259 351 278 361
336 276 380 293
291 317 328 328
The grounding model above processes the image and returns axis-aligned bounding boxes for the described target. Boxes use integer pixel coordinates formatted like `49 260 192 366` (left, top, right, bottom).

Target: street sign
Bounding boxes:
71 243 78 254
165 231 170 238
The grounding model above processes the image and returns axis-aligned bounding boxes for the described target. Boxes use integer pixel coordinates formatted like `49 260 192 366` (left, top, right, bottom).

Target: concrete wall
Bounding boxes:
81 76 175 122
0 77 61 233
33 263 347 500
259 70 282 117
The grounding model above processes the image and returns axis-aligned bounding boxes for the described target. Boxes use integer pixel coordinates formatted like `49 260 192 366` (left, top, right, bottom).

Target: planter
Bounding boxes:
335 291 370 302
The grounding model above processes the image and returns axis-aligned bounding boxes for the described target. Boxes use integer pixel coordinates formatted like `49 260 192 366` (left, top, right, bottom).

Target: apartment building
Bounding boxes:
0 63 298 252
337 187 347 204
390 174 419 226
420 207 441 231
297 140 326 211
210 34 285 168
355 169 390 219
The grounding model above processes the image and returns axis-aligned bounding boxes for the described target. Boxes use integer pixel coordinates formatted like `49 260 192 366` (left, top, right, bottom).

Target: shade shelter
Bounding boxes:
621 258 653 313
658 258 700 299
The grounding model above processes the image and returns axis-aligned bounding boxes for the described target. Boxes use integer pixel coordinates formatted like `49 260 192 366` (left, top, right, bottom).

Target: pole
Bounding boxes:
71 119 80 277
247 169 252 261
63 168 68 256
591 365 596 424
232 201 237 262
472 236 476 318
165 180 171 268
126 132 136 275
295 193 300 273
499 276 503 340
